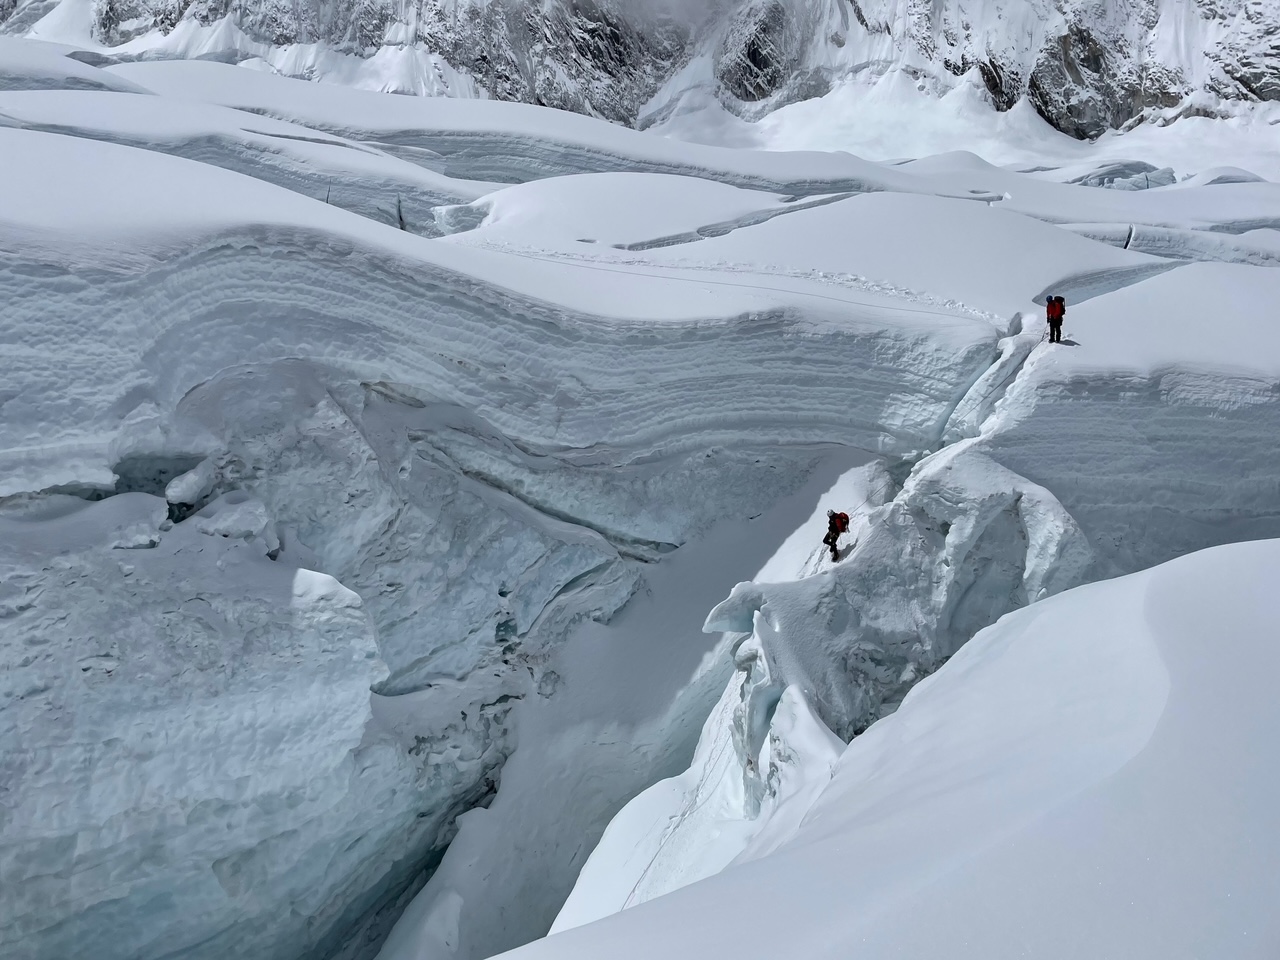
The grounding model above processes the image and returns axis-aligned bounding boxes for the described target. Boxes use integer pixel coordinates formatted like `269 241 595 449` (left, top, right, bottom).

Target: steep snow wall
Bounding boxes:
0 111 1003 960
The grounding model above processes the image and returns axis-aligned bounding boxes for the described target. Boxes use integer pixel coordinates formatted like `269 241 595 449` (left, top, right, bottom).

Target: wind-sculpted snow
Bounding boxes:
431 172 813 248
102 61 1003 199
0 36 148 93
0 89 495 233
641 189 1165 317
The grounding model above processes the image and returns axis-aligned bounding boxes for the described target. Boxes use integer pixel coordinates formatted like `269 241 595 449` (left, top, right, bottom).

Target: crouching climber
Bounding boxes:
823 509 850 562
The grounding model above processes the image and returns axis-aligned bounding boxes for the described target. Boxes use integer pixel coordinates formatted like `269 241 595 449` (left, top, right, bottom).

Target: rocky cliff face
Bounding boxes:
7 0 1274 138
679 0 1280 137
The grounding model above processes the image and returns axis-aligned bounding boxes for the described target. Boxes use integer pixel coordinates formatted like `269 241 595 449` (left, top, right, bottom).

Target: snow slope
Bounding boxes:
512 537 1280 960
99 58 1009 200
0 87 497 231
745 78 1280 180
0 35 149 92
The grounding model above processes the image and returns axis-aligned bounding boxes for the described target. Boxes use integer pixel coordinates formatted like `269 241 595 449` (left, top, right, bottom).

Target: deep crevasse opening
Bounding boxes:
372 448 877 960
538 265 1280 939
0 118 1009 960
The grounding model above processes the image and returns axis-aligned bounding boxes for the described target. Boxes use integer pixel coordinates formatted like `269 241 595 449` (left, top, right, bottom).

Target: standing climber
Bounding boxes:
1046 295 1066 344
823 509 850 562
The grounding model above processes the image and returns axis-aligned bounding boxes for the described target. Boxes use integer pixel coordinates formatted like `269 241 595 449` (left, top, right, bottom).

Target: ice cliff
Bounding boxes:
1 492 424 960
1 51 1004 960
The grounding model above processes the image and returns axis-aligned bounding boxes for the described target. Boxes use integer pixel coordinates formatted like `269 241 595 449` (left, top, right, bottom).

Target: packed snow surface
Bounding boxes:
1 37 1279 960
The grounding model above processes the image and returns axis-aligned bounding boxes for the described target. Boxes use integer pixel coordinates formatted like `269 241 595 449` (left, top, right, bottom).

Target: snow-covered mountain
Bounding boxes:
684 0 1280 137
4 0 1278 137
2 31 1280 960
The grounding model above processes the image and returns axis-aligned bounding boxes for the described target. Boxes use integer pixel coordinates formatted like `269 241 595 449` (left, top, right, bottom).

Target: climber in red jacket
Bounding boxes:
823 510 850 562
1046 295 1066 343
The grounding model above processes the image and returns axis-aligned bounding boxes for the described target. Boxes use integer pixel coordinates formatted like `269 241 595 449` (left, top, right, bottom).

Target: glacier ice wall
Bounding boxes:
0 493 430 960
0 113 1006 960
